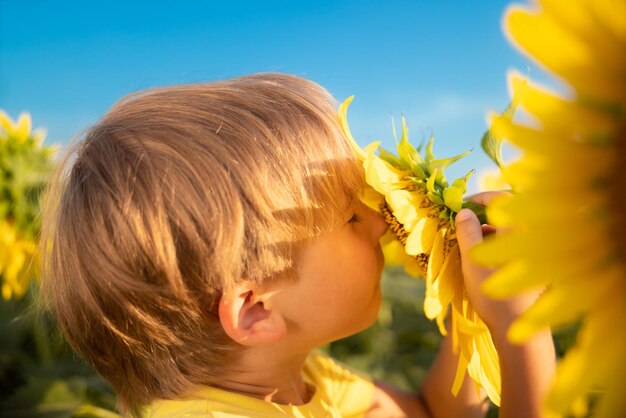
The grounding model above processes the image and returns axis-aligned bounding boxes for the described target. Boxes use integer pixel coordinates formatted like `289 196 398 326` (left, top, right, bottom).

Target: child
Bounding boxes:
41 73 555 417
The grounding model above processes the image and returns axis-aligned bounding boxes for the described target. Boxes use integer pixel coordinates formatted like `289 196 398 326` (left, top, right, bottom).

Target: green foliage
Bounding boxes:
0 113 54 238
0 291 118 417
0 112 55 300
0 111 119 417
480 74 527 173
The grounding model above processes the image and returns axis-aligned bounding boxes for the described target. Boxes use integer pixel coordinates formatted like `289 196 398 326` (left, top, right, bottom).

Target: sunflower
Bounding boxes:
471 1 626 416
339 97 502 405
0 219 38 299
0 111 54 300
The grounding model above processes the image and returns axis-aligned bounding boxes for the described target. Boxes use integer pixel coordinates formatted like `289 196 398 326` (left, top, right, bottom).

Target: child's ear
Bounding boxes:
218 282 287 346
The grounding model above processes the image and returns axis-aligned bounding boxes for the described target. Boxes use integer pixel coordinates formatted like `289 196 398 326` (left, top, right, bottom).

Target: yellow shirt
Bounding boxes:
144 352 375 417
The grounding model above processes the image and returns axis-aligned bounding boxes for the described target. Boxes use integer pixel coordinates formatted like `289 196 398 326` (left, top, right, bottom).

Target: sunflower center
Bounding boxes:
380 202 431 274
380 202 408 246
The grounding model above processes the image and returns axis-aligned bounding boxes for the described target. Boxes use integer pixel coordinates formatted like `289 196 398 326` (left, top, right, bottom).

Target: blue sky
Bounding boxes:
1 0 541 191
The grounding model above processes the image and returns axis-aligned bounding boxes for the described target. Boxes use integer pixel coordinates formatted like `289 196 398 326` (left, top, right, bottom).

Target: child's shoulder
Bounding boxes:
303 350 375 416
304 350 370 385
143 351 375 418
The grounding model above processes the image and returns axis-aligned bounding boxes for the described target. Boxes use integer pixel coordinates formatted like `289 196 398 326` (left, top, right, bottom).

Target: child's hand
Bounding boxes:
455 191 556 418
455 191 539 342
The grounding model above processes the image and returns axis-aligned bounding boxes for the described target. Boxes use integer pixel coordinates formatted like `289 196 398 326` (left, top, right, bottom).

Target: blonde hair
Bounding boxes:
40 73 364 416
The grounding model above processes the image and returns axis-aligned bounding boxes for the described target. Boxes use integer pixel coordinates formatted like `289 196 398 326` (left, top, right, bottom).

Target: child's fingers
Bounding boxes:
456 209 492 285
467 190 510 207
456 209 483 249
481 224 496 236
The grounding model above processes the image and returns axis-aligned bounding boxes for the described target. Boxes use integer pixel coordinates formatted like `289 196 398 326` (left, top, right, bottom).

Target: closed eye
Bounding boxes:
348 214 362 224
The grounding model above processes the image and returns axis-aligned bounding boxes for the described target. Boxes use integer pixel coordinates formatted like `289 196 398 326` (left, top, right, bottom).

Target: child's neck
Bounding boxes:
217 346 314 405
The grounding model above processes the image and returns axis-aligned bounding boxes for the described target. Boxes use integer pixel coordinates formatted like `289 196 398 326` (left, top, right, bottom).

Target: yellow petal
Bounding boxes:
490 115 612 165
477 167 510 192
2 283 12 300
437 246 460 309
338 96 366 160
362 185 384 212
387 189 421 230
404 218 426 256
424 292 442 320
539 0 626 74
32 128 47 148
381 236 408 266
505 6 625 100
507 267 619 342
467 342 501 406
15 113 32 142
426 228 446 282
451 338 470 396
435 311 448 336
404 217 439 256
0 110 15 133
363 146 408 195
508 70 616 137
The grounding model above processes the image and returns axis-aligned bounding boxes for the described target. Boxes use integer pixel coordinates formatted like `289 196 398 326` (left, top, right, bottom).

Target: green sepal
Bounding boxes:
396 117 427 179
424 136 436 167
443 184 464 213
459 201 488 225
426 169 444 205
428 192 444 206
429 148 472 188
378 146 404 169
481 74 527 170
443 170 472 213
426 169 438 195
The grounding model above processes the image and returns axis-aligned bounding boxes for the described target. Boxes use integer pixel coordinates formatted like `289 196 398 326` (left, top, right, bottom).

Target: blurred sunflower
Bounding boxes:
472 1 626 416
0 110 55 300
339 98 502 405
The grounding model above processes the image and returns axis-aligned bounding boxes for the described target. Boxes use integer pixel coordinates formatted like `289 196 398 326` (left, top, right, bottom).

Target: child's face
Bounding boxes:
269 199 388 346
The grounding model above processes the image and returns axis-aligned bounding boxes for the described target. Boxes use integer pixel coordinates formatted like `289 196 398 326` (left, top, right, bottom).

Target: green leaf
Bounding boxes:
459 201 488 225
480 128 503 170
480 75 527 169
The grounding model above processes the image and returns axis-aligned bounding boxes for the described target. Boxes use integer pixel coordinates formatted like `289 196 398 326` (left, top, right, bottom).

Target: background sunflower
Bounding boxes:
472 1 626 417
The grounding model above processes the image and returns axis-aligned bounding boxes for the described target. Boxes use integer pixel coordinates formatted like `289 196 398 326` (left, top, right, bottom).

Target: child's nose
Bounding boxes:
363 204 388 241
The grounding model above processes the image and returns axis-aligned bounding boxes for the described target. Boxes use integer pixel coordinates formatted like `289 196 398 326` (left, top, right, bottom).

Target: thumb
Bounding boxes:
455 209 489 284
455 208 483 250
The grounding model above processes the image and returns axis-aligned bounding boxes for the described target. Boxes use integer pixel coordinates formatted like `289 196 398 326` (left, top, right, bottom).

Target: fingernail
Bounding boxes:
456 209 472 222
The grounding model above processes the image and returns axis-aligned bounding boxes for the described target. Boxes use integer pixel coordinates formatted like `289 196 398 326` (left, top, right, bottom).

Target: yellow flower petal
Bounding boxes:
363 145 409 196
404 217 438 256
387 189 421 230
15 113 32 142
506 6 625 100
338 96 366 160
